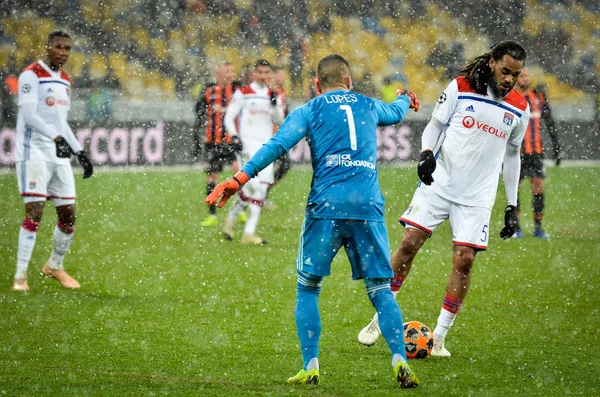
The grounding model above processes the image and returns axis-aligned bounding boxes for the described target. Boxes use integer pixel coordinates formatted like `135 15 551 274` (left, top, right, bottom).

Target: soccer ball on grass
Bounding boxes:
403 321 434 359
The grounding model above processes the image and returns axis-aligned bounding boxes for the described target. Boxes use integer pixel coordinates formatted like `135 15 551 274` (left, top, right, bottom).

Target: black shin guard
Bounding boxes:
207 182 216 214
533 193 544 229
515 197 521 230
533 193 544 216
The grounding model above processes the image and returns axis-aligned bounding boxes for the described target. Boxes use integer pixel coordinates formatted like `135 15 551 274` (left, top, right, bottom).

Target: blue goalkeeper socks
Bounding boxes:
295 272 323 370
366 280 407 362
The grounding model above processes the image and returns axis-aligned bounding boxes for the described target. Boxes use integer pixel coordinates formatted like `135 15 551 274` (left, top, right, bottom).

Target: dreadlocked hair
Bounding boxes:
460 40 526 95
460 53 492 95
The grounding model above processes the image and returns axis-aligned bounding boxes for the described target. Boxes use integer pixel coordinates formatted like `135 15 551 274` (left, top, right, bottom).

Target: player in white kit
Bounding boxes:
358 41 530 355
222 60 285 245
12 31 93 292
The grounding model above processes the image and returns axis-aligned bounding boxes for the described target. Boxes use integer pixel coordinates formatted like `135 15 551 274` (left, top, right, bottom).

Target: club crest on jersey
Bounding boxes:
503 112 514 126
326 154 339 166
28 181 36 189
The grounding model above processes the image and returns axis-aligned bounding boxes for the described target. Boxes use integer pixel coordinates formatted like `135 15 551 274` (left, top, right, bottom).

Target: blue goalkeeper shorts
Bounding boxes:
296 218 393 280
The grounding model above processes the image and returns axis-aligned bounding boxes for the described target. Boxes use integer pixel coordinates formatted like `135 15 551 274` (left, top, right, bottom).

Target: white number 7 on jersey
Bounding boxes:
340 105 357 150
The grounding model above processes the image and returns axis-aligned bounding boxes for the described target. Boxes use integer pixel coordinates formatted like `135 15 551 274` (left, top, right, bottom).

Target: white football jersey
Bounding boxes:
16 60 73 164
426 76 530 209
224 81 284 155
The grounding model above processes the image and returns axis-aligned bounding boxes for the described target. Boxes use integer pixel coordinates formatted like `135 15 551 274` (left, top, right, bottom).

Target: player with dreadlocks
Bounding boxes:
357 41 531 356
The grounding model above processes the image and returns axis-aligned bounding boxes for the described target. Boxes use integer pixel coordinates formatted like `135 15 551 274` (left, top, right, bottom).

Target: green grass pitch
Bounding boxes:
1 165 599 396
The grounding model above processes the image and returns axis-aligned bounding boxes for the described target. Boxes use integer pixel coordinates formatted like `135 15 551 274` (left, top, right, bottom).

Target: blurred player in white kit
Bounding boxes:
222 59 285 245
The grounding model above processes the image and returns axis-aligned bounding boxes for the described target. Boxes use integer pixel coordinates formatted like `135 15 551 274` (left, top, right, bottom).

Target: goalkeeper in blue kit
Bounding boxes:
206 54 421 388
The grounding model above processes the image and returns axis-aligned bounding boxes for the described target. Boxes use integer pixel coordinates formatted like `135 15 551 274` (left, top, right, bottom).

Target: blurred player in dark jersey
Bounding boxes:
513 67 560 239
195 62 242 227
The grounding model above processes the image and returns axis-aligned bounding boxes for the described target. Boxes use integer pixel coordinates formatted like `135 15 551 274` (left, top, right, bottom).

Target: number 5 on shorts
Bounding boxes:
480 225 488 242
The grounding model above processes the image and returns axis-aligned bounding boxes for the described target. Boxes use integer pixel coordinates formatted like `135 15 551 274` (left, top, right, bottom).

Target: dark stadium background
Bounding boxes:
0 0 598 166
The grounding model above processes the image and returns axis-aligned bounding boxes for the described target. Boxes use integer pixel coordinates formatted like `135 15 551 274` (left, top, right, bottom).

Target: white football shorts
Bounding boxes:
400 186 492 251
241 151 274 186
241 151 274 185
255 162 274 185
241 165 273 203
16 160 76 206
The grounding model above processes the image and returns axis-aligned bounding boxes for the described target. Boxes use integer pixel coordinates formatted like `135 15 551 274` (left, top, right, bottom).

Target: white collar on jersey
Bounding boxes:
250 81 269 94
37 60 61 77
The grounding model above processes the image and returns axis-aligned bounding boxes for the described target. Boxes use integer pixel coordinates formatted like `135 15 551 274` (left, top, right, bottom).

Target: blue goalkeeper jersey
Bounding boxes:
241 90 411 221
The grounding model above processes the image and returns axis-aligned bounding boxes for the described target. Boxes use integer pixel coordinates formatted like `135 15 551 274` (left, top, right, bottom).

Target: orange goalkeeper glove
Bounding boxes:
205 171 250 208
396 89 420 112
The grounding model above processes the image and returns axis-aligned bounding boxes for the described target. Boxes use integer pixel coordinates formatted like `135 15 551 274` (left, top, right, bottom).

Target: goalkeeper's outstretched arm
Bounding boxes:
373 89 419 127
